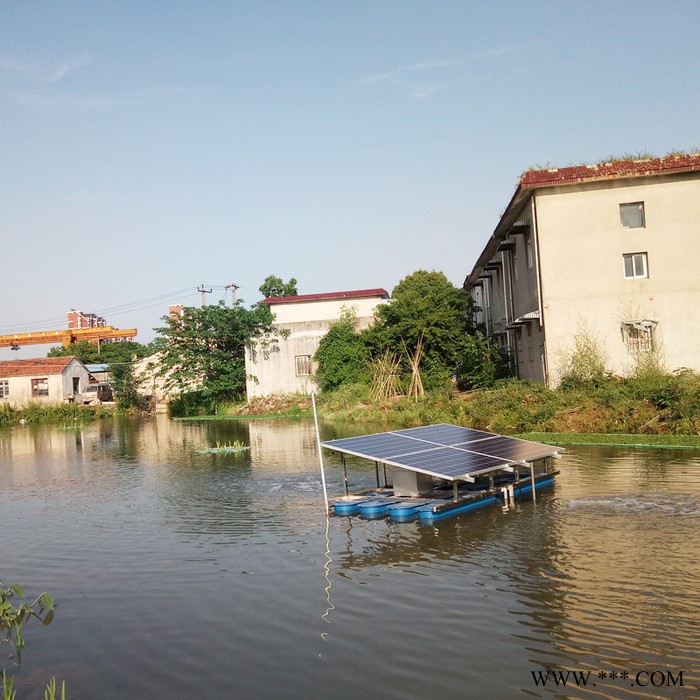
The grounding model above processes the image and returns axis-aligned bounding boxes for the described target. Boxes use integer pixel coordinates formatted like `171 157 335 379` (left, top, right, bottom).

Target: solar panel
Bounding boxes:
321 423 561 481
393 424 494 445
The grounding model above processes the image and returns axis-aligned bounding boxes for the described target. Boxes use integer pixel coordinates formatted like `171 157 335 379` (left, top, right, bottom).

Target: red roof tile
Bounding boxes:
521 153 700 189
0 357 77 378
264 288 389 305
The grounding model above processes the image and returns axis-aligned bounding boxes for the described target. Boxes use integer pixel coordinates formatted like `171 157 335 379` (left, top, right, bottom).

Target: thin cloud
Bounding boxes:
361 46 519 99
50 53 92 83
399 59 459 72
12 85 186 111
0 52 92 84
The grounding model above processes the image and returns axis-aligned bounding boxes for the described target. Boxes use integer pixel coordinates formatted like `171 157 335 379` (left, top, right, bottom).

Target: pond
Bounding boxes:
1 416 699 699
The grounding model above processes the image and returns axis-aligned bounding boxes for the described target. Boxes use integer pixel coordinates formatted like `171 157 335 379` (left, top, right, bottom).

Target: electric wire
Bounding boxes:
0 287 201 332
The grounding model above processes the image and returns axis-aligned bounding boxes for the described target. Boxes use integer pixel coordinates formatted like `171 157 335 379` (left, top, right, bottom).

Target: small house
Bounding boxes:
0 357 91 406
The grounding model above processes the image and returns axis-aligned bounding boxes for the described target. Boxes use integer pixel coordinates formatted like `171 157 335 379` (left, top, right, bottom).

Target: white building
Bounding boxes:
0 357 91 406
245 288 389 398
464 153 700 385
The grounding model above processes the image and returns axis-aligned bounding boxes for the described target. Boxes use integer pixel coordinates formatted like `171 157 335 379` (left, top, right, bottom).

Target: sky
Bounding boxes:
2 0 699 358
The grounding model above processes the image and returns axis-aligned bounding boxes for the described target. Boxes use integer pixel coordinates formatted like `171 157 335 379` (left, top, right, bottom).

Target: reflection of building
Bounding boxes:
464 154 700 385
245 288 389 398
0 357 90 406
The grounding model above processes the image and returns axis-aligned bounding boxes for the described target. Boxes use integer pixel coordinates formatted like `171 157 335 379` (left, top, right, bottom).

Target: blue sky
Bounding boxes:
2 1 699 356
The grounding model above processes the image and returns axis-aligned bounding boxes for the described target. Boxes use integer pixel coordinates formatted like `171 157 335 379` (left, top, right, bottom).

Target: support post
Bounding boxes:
311 392 329 513
341 455 349 495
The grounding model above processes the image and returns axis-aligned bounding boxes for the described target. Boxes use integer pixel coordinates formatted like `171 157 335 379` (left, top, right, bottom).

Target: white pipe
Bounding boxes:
312 392 329 513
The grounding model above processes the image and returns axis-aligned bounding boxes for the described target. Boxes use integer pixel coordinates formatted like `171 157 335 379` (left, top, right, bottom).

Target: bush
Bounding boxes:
558 324 609 389
314 315 371 391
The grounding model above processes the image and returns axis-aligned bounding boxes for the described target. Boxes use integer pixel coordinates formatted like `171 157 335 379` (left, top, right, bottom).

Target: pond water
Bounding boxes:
1 417 699 699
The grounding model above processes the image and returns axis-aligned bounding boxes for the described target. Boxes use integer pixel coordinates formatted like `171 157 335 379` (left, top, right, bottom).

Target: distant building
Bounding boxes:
67 310 106 329
0 357 91 406
245 288 389 398
464 153 700 385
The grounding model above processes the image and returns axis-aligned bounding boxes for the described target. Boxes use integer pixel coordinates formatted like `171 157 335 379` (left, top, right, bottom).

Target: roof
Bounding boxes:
86 364 110 373
263 288 389 305
521 152 700 189
0 356 81 378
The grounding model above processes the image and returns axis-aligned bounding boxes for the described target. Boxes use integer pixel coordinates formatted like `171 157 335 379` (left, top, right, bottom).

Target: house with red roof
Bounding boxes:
464 153 700 385
245 288 389 398
0 356 91 406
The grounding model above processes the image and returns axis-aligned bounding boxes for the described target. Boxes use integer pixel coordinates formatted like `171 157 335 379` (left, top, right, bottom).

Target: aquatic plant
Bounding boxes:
1 579 63 700
215 439 246 449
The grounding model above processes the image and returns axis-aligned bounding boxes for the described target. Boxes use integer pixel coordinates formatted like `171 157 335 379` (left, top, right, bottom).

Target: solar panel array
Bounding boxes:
321 423 561 481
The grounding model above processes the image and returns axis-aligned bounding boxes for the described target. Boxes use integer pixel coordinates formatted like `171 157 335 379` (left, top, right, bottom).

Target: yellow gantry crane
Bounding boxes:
0 326 137 350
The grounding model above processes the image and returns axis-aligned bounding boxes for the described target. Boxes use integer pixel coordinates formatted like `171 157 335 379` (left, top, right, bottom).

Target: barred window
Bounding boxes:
621 321 656 353
0 380 8 398
295 355 311 376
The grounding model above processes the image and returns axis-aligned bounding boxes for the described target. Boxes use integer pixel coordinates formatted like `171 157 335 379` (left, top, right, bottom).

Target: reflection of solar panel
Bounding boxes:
321 423 561 481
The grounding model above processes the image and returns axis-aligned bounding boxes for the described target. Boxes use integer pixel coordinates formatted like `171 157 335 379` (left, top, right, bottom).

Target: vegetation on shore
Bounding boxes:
0 402 112 427
186 366 700 445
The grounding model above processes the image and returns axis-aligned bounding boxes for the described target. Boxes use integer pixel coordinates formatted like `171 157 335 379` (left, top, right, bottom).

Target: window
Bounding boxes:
623 252 648 279
621 321 656 353
31 378 49 397
0 380 8 398
620 202 645 228
295 355 311 377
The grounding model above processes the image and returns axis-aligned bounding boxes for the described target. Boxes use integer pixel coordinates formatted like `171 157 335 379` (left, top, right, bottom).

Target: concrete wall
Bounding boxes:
245 298 383 398
535 173 700 382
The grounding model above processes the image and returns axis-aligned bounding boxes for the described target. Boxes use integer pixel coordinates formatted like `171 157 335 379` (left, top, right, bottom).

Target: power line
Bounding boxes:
0 287 200 332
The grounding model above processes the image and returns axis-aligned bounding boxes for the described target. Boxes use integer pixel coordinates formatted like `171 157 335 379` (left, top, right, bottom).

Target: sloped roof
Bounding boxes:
264 288 389 305
521 152 700 189
0 357 79 378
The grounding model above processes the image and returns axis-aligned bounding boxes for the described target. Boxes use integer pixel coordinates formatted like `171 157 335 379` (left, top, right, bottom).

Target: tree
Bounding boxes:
259 275 298 299
109 360 144 410
154 300 273 406
456 332 512 389
367 270 475 389
314 310 370 391
47 340 154 365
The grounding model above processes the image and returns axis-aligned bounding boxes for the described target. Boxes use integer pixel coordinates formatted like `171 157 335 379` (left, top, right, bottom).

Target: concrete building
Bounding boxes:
245 288 389 398
464 153 700 385
0 357 91 406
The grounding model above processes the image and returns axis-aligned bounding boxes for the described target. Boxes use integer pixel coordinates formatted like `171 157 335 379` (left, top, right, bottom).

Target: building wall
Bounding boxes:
535 173 700 382
245 298 382 398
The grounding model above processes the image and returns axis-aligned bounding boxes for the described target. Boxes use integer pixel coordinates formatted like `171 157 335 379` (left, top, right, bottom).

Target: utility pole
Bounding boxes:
198 284 212 307
225 283 240 306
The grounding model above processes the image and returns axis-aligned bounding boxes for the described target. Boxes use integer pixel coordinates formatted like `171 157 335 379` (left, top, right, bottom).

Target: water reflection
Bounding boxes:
1 421 699 699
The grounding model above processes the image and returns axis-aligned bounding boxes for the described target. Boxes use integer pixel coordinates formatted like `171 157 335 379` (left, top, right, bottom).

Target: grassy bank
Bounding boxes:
0 402 112 427
207 375 700 444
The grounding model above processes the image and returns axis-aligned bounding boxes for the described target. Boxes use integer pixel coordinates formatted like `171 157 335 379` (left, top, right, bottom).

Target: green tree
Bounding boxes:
154 300 273 406
456 331 512 389
47 340 154 365
368 270 475 389
109 361 144 411
259 275 298 299
314 310 370 391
